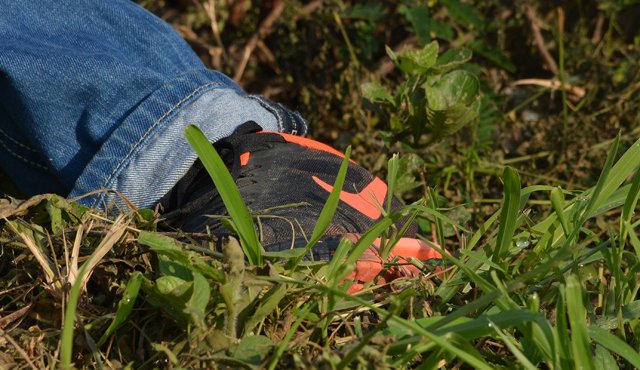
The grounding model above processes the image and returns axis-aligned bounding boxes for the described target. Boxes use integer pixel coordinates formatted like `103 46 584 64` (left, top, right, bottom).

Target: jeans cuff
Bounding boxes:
247 95 308 136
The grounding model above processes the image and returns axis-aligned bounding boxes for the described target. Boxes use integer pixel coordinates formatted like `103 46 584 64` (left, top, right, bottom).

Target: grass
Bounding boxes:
2 131 638 368
1 0 640 368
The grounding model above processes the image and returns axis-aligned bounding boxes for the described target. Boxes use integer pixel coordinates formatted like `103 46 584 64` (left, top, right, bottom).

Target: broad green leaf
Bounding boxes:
184 124 262 265
183 272 210 328
395 153 426 194
589 326 640 368
440 0 484 30
341 2 386 22
158 255 193 280
244 285 287 333
361 82 395 106
594 344 619 370
232 335 274 365
395 41 440 75
45 195 65 234
399 5 453 44
426 70 480 108
143 275 193 326
98 273 143 346
595 300 640 329
432 48 473 74
138 231 224 281
468 40 516 73
156 276 191 296
426 70 480 138
493 167 521 264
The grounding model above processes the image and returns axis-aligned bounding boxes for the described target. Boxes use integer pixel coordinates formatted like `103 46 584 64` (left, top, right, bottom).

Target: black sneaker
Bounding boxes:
159 122 442 288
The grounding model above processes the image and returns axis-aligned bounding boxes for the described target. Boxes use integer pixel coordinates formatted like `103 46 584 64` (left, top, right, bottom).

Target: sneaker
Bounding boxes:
159 121 442 289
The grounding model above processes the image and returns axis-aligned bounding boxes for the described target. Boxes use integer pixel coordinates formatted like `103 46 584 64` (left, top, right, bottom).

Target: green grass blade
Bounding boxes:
584 134 620 219
555 284 572 369
268 301 316 370
409 204 470 233
244 285 287 334
628 225 640 258
342 217 395 267
588 326 640 368
60 263 90 368
433 310 543 339
289 147 351 268
551 186 570 237
313 282 495 369
465 208 500 250
492 166 521 264
428 187 447 251
386 154 399 214
620 169 640 249
622 169 640 226
566 274 595 370
184 124 262 265
97 272 143 346
598 136 640 200
326 238 355 279
489 319 538 370
335 216 395 283
60 216 127 368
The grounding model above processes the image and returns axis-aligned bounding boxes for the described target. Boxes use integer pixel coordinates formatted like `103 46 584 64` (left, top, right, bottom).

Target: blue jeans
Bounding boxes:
0 0 306 209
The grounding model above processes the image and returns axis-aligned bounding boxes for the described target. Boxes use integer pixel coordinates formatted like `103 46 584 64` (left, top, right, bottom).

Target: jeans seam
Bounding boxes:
247 95 284 132
100 81 225 193
0 136 50 171
0 128 39 153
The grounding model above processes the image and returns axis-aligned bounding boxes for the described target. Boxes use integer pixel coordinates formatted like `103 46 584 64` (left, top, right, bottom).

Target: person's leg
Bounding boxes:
1 1 442 289
0 0 305 209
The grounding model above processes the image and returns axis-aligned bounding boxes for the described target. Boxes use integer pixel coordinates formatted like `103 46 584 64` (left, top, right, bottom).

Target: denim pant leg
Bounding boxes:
0 0 306 209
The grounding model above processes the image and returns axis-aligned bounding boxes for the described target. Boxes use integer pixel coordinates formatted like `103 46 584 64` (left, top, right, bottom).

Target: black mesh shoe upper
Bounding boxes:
159 122 416 250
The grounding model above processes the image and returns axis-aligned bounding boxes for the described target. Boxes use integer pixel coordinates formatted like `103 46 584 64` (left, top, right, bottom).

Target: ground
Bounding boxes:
1 0 640 368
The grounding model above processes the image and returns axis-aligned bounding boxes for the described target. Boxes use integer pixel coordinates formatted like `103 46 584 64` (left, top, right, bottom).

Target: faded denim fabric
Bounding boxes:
0 0 306 209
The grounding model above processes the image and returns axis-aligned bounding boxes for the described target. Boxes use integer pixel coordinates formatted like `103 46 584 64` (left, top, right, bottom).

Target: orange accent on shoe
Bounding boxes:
339 235 444 294
259 131 356 163
312 176 387 219
239 152 250 166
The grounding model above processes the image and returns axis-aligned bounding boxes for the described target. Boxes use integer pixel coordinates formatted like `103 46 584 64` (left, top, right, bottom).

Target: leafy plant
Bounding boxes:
362 41 481 147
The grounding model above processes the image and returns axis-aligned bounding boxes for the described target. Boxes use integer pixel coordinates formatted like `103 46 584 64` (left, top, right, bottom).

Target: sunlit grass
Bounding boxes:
1 132 639 368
